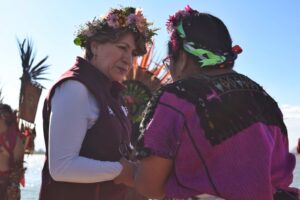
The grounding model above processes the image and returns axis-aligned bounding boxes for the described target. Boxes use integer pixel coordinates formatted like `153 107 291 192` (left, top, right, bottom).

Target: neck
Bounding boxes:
199 67 235 76
182 63 235 79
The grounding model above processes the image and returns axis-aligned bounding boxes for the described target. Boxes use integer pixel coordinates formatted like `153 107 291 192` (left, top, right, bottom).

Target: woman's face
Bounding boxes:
169 59 178 80
167 57 182 81
163 56 179 81
90 33 137 82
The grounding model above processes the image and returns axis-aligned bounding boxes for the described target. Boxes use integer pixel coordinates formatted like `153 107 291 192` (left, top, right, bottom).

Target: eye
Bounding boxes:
117 45 127 51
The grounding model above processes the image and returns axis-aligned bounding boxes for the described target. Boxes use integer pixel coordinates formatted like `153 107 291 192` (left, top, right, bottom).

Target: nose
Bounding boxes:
123 51 133 69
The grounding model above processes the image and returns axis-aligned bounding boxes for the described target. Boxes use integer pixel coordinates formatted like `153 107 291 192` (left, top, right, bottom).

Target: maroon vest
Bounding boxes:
39 57 132 200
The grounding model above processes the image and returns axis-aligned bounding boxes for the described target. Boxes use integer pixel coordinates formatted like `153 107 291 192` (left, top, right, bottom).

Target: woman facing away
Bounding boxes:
0 103 25 200
39 7 156 200
115 6 299 200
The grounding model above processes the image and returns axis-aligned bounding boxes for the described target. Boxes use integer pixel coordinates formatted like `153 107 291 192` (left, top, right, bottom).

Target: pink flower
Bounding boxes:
135 8 143 16
166 15 176 32
74 7 157 49
185 5 193 13
166 6 195 33
106 13 119 29
135 14 146 33
127 13 136 25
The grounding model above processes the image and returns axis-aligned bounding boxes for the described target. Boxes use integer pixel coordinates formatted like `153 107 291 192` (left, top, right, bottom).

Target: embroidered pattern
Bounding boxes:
136 72 287 153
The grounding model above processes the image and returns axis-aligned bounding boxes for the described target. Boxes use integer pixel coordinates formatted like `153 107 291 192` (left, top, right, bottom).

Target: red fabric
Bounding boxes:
23 129 31 137
0 125 24 184
20 175 25 187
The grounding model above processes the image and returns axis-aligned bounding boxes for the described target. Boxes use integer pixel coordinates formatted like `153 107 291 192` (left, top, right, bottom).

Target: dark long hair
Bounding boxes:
168 11 234 68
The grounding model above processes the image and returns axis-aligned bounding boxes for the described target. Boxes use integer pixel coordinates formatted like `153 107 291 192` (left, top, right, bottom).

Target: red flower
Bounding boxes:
232 45 243 54
23 129 30 137
185 5 193 13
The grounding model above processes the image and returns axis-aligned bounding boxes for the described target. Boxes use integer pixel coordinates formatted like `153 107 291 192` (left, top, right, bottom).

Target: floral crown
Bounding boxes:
166 5 195 33
74 7 158 54
166 5 197 51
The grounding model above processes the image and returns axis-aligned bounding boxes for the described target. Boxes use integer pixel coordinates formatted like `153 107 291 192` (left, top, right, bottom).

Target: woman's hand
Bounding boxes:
114 156 173 199
113 158 137 187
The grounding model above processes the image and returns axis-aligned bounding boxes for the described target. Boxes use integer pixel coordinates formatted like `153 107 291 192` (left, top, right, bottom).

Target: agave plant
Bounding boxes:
17 38 50 107
17 38 50 85
17 38 50 124
17 38 50 153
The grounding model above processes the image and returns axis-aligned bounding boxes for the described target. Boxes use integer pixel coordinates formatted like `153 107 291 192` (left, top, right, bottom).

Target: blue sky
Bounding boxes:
0 0 299 151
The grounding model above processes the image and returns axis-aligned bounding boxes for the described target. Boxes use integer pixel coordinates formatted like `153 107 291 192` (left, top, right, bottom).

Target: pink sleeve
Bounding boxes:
142 99 185 159
271 127 298 193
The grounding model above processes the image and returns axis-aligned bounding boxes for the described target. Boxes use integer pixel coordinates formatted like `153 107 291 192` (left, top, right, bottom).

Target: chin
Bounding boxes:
110 71 128 82
112 76 125 82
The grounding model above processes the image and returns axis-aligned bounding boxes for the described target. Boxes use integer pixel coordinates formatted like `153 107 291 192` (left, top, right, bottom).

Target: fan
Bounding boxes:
122 44 172 143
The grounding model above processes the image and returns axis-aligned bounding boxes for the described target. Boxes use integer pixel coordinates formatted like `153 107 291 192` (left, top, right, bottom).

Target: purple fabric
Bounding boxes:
143 92 297 200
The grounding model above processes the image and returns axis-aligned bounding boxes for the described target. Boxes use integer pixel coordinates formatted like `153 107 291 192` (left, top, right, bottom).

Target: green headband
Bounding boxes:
176 21 226 67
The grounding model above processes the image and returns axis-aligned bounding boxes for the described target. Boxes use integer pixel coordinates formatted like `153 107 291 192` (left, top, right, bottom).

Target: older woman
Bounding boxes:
116 6 299 200
39 7 156 200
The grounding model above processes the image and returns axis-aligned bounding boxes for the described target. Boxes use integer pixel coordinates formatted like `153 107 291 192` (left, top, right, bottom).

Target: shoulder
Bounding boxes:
156 78 208 108
50 79 95 109
56 79 88 93
161 77 208 95
53 80 90 100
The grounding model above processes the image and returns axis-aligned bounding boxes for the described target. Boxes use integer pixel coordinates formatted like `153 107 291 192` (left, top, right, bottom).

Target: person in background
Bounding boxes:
115 6 299 200
39 7 156 200
0 103 25 200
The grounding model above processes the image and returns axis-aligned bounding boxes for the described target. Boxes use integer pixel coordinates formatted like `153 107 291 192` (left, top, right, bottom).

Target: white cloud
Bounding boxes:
281 104 300 120
280 104 300 152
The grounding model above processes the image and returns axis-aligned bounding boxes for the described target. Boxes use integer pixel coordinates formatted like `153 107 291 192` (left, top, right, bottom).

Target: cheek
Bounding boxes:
103 50 121 66
169 65 177 77
95 52 114 71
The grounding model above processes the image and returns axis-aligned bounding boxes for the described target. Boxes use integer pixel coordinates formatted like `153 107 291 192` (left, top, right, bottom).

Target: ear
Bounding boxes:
176 50 188 74
90 41 99 55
